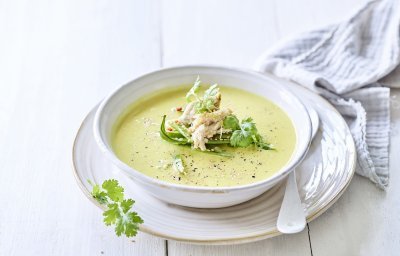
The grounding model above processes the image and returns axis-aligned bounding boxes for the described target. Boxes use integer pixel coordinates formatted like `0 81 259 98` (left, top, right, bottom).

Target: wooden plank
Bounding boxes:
0 0 166 255
168 233 312 256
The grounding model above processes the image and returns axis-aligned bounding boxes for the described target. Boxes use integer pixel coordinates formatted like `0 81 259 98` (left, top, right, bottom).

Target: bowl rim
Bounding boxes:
93 65 312 193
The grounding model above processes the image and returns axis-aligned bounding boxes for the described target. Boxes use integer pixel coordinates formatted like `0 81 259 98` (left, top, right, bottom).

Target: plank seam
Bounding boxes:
307 223 314 256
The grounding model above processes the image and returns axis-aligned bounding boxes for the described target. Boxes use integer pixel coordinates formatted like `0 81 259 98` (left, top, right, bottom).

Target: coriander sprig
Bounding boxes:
229 117 273 150
88 179 143 238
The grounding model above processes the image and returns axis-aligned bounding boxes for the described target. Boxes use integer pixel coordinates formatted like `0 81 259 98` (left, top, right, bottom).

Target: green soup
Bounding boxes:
111 86 296 187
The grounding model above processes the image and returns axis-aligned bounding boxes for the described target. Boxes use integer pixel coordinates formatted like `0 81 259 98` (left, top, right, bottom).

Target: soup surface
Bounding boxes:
112 86 296 187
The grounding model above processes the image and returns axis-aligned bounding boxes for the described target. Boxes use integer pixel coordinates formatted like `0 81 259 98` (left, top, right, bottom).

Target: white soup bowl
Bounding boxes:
93 66 312 208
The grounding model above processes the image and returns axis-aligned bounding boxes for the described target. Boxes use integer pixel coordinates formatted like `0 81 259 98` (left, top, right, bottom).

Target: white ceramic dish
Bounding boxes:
93 66 312 208
73 79 356 244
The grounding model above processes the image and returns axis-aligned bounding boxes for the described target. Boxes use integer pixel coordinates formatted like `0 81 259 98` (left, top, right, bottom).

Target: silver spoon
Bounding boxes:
277 106 319 234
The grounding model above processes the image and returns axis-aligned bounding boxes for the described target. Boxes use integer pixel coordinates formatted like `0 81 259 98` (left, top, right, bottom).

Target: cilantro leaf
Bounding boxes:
229 117 273 150
195 84 220 113
89 179 143 238
103 203 120 226
102 179 124 202
116 211 143 237
185 77 222 114
254 134 273 150
114 199 143 237
230 129 254 147
203 84 219 100
90 182 109 204
120 198 134 213
230 118 257 147
240 117 258 134
223 115 240 130
186 76 201 102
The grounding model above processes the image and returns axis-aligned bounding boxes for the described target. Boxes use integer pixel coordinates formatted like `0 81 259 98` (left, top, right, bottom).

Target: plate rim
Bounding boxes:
72 79 356 245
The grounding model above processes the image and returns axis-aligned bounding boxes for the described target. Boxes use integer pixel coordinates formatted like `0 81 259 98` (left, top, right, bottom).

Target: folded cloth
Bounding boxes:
254 0 400 189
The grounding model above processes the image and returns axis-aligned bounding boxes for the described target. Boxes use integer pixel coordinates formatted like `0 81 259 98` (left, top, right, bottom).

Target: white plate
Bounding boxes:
72 80 356 245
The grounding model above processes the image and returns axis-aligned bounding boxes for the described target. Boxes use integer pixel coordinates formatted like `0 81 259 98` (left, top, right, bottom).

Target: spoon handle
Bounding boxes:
277 171 306 234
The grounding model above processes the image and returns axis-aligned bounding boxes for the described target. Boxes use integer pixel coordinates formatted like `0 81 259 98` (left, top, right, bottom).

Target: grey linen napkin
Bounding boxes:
254 0 400 189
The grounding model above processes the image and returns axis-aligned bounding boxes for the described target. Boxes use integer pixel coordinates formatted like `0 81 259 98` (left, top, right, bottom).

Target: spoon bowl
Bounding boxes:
277 105 319 233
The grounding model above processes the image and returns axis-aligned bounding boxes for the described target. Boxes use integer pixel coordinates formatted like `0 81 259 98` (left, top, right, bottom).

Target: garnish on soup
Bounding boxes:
172 154 186 175
111 80 296 187
160 77 273 156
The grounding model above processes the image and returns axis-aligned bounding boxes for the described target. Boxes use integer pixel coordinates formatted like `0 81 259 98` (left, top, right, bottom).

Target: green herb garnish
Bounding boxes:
160 77 273 157
223 114 240 130
186 76 201 102
160 115 189 145
185 76 221 113
195 84 220 113
172 154 186 174
169 121 192 141
230 117 273 149
88 179 143 238
160 115 233 157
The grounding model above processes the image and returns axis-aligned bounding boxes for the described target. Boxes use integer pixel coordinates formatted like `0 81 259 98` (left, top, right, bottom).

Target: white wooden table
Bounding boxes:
1 0 399 255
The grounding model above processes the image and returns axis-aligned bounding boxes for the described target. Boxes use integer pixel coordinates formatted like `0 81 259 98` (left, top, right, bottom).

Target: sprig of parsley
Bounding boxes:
88 179 143 237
